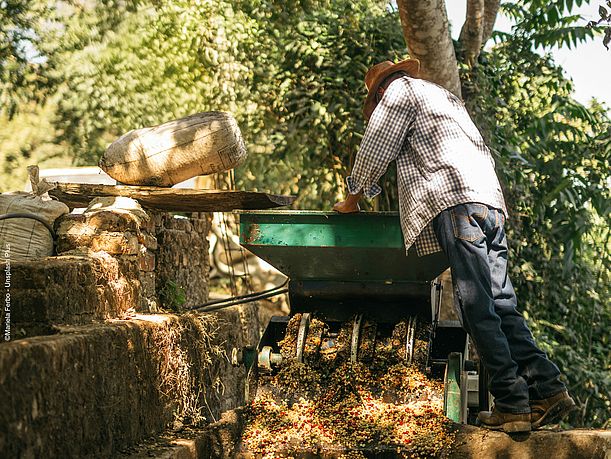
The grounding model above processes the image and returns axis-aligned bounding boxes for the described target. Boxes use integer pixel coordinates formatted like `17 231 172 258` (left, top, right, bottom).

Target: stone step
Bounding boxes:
1 253 140 336
0 306 262 458
0 203 213 339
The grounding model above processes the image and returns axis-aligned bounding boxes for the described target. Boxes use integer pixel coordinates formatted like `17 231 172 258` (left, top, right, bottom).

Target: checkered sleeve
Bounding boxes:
346 79 416 198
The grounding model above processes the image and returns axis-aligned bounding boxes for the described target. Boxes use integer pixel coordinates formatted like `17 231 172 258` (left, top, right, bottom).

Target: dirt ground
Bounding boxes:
123 407 611 459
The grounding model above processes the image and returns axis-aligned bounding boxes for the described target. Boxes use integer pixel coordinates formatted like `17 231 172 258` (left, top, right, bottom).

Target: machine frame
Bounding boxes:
236 210 488 424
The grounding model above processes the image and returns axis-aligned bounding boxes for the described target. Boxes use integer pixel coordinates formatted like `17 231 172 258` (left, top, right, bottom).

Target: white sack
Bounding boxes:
0 166 70 261
99 111 247 186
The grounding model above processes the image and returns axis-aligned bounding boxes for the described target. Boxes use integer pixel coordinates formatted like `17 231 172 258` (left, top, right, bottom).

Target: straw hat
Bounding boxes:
363 59 420 120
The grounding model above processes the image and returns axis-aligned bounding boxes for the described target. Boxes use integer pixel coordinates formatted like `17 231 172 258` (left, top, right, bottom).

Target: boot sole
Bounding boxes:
502 420 531 433
479 420 532 433
531 398 576 429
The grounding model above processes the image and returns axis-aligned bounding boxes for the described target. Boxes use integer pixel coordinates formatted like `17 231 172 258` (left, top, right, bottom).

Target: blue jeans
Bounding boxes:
433 203 566 414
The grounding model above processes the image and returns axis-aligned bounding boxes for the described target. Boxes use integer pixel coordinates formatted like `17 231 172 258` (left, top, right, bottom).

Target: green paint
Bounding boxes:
239 211 403 248
444 352 463 423
237 211 448 282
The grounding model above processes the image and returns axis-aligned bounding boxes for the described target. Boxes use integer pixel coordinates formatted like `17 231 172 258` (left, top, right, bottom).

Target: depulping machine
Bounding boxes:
232 210 490 424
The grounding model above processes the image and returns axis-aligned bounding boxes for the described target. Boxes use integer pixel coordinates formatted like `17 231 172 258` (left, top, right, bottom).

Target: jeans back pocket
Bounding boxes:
450 204 488 242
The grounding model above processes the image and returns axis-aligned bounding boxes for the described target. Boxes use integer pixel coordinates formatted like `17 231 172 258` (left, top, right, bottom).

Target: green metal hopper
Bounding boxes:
239 210 449 321
239 210 447 282
237 210 478 424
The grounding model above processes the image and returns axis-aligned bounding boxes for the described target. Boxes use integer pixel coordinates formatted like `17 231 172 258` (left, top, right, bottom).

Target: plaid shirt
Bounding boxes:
347 76 507 256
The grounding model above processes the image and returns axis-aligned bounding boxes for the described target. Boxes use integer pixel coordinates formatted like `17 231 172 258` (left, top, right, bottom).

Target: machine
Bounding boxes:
233 210 490 424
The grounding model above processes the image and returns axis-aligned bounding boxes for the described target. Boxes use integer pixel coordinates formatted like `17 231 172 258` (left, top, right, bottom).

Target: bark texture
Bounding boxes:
397 0 462 97
482 0 501 44
459 0 485 65
459 0 501 65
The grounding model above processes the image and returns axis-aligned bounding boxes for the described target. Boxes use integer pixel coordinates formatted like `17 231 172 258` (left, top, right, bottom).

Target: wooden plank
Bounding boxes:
48 183 295 212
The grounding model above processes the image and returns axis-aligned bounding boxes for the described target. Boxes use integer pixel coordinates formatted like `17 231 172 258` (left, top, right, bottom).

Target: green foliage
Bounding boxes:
0 0 609 427
236 1 406 208
0 101 70 190
463 42 610 427
0 0 50 118
160 279 187 312
586 1 611 49
500 0 598 49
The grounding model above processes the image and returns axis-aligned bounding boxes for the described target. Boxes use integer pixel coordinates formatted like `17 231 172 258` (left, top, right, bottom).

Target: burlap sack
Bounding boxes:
99 111 247 186
0 166 70 260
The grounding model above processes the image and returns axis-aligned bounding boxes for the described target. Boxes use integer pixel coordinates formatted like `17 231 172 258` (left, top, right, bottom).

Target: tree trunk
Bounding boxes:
397 0 462 98
459 0 485 66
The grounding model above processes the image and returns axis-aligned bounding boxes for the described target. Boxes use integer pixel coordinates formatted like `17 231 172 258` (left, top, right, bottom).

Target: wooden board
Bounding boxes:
48 183 295 212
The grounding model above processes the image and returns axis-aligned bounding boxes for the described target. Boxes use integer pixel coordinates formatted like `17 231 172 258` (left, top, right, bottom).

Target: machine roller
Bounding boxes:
233 210 490 424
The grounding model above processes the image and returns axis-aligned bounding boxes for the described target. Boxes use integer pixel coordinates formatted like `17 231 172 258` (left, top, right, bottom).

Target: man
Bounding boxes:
333 59 575 433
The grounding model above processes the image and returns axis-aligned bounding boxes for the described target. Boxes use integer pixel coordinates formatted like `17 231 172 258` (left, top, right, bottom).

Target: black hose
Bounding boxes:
196 278 289 307
190 279 289 313
0 212 56 238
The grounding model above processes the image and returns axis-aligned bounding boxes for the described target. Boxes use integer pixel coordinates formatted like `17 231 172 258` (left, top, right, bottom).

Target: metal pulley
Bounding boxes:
258 346 283 371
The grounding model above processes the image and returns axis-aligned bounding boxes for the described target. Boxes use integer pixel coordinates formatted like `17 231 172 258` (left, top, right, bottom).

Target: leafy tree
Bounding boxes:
586 1 611 48
0 0 49 118
0 0 608 427
0 101 69 190
395 0 598 96
464 42 610 426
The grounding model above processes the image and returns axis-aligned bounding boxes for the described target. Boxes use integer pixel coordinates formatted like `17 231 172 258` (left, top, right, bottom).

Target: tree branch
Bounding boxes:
482 0 501 44
459 0 485 66
397 0 462 97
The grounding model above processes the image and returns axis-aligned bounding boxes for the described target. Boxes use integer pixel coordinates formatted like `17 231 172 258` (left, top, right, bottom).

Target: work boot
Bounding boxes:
477 407 531 433
530 390 576 429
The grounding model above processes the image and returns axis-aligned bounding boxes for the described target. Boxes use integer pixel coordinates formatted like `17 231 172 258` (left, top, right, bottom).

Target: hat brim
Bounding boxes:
363 59 420 120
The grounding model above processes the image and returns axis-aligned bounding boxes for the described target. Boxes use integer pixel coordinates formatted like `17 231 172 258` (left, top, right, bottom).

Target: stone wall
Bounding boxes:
0 305 263 458
56 197 161 313
0 198 213 339
154 212 211 310
57 198 212 314
0 252 139 337
0 197 267 457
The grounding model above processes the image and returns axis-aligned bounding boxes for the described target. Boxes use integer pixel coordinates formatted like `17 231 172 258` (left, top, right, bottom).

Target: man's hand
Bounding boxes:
333 191 363 213
333 200 360 213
